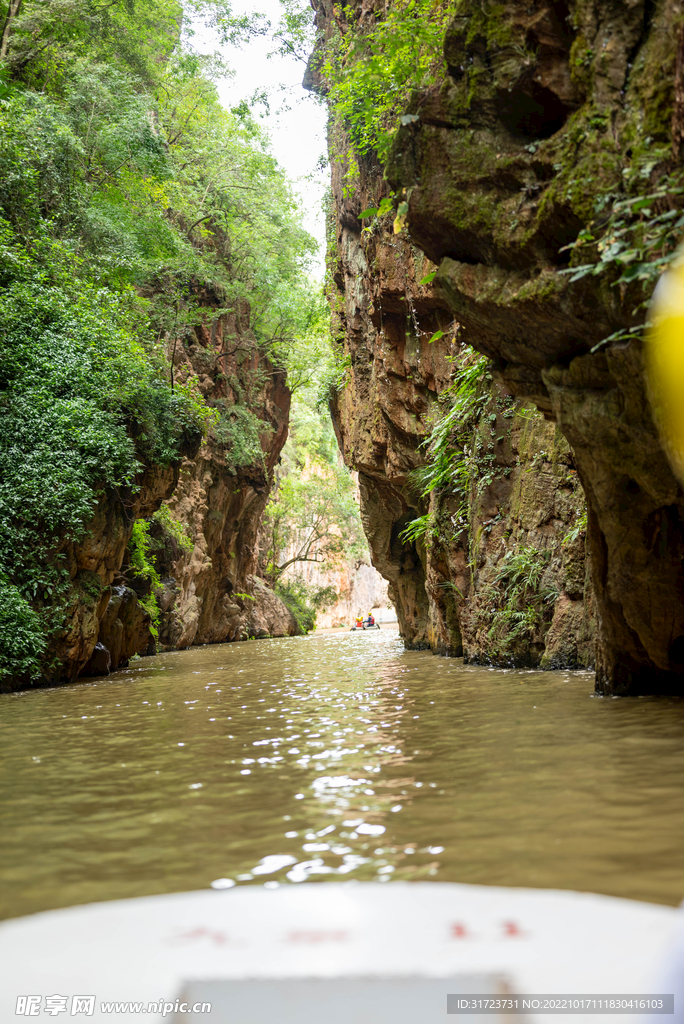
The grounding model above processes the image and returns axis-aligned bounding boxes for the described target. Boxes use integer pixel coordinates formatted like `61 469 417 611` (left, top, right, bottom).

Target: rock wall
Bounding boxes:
151 289 301 649
69 288 301 685
49 438 201 686
281 553 391 629
313 561 391 629
384 0 684 693
313 0 684 692
323 128 593 667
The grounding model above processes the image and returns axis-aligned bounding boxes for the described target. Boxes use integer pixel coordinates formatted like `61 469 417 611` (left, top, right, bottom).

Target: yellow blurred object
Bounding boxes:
646 260 684 484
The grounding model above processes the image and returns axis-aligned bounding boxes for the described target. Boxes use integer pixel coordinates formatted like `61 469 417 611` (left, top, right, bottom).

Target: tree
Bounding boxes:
260 390 367 584
0 0 321 682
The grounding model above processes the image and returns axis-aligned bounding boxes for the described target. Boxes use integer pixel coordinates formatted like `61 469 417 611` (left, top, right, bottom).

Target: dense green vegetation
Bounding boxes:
324 0 451 164
485 546 558 662
0 0 320 684
259 367 368 630
288 0 451 168
400 347 492 547
401 346 580 662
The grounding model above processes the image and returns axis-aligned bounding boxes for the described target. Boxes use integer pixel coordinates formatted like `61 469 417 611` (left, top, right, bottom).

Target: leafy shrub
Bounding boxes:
126 520 163 636
0 577 47 687
211 403 271 471
400 347 490 545
485 546 558 659
275 577 317 633
0 237 203 681
152 504 194 554
561 170 684 347
318 0 453 162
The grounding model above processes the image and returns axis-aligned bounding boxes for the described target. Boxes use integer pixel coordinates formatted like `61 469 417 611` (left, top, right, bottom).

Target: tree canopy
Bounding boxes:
0 0 326 682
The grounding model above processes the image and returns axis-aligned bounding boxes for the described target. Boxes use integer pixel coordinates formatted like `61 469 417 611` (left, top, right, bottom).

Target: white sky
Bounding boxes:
191 1 329 273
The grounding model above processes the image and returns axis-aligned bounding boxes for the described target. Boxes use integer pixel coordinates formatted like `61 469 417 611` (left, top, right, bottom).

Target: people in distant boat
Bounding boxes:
355 613 364 628
364 612 375 628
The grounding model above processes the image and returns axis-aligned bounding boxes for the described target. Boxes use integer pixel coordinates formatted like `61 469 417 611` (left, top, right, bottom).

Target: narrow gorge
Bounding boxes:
0 0 363 692
3 0 684 701
8 0 684 971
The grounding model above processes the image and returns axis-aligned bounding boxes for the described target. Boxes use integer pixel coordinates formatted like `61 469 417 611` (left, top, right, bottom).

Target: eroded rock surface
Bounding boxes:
382 0 684 692
48 437 200 685
55 291 299 686
321 121 592 667
152 291 300 649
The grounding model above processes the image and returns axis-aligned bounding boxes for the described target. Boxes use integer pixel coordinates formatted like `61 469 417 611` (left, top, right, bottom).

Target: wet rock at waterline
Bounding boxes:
44 449 200 687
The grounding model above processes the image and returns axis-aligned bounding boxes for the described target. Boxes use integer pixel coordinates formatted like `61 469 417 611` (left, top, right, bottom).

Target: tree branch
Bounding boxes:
275 555 324 575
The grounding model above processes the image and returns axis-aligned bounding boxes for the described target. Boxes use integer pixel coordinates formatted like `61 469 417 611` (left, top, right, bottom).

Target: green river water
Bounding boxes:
2 627 684 921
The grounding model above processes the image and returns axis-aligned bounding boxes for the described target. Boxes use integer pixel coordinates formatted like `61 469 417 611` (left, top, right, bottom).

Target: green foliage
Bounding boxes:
262 454 366 580
260 344 368 585
398 513 436 546
212 402 271 471
273 576 337 633
271 0 316 64
318 349 352 400
0 576 47 686
401 347 490 544
208 363 280 473
0 0 319 684
561 172 684 304
274 577 317 633
0 0 318 341
562 509 588 547
416 350 490 492
486 545 557 657
317 0 453 162
556 135 684 352
270 283 333 394
0 235 202 680
152 504 193 554
127 520 162 635
0 0 265 92
128 520 161 586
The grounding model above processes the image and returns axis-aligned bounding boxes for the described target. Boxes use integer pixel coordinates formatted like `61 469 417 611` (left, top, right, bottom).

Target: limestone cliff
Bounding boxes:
45 433 201 686
75 290 300 683
384 0 684 693
310 4 592 669
150 289 300 649
312 0 684 691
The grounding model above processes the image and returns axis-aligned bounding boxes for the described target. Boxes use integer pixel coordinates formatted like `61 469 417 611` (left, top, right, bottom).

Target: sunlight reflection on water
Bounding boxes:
3 628 684 919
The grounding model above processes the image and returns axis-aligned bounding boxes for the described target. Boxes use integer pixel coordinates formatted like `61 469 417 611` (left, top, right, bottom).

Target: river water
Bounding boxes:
2 628 684 921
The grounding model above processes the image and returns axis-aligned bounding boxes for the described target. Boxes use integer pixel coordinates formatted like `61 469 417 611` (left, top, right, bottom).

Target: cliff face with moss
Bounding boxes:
57 293 299 684
317 0 684 692
79 292 302 683
0 0 321 691
153 292 300 648
49 437 200 685
325 140 593 668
